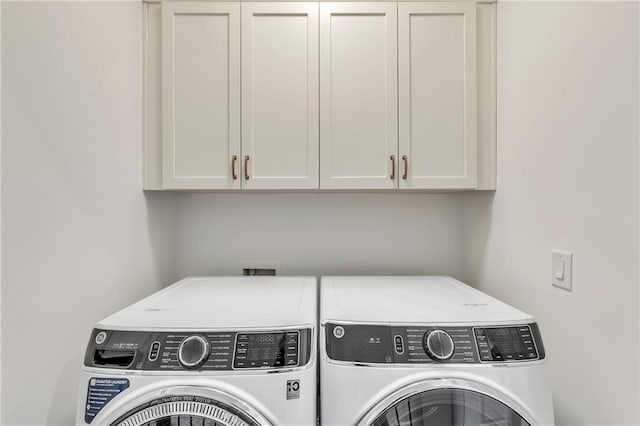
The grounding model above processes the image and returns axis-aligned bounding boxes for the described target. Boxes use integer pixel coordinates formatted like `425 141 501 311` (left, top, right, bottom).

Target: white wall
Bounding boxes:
0 3 465 423
3 1 639 425
1 2 177 424
1 0 4 421
463 2 639 425
174 193 464 278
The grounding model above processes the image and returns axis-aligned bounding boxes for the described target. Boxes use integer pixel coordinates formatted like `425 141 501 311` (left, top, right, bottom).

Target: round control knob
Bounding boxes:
178 335 210 369
95 331 107 345
423 330 455 361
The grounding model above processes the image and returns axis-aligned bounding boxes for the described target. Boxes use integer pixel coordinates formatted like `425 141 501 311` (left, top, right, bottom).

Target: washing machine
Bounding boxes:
76 276 317 426
320 276 554 426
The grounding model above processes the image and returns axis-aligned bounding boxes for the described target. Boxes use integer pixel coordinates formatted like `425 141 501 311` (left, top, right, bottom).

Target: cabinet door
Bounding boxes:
242 3 319 189
162 2 240 189
320 3 398 189
398 2 477 189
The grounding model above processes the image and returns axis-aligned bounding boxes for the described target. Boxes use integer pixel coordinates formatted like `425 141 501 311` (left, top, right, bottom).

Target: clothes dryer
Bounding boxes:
320 276 554 426
76 276 317 426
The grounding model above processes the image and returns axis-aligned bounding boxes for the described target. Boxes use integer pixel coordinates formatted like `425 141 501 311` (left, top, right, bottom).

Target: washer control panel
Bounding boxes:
233 331 299 369
400 326 479 363
325 323 545 365
474 326 539 362
85 328 311 371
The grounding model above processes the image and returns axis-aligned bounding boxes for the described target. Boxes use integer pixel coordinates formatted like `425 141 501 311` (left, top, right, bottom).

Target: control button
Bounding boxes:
333 326 345 339
394 335 404 354
148 341 161 361
95 331 107 345
423 330 455 361
178 335 210 369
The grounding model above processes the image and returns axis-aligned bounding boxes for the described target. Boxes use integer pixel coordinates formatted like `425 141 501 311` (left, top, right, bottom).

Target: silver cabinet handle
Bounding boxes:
390 155 396 180
402 155 408 180
231 155 238 180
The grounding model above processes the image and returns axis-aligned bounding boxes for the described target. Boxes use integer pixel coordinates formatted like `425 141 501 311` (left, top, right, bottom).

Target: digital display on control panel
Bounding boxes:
233 332 299 369
475 326 538 362
250 334 278 344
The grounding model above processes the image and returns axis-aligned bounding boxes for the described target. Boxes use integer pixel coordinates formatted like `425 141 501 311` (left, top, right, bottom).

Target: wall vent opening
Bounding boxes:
243 268 276 276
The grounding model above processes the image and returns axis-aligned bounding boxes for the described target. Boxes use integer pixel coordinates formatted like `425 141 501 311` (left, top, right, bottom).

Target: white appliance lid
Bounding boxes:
321 276 532 324
97 276 317 330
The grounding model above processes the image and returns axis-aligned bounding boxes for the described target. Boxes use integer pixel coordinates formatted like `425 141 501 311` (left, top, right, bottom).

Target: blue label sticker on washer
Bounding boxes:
85 378 129 424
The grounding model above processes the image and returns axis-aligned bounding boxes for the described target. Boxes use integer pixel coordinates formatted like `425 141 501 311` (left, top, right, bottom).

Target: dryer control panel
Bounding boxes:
325 323 545 365
84 328 312 371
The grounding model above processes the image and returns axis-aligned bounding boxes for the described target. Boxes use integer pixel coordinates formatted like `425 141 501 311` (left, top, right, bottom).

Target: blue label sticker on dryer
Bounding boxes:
85 377 129 424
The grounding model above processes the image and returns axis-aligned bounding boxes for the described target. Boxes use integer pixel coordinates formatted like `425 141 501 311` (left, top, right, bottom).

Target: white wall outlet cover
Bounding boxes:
551 250 572 292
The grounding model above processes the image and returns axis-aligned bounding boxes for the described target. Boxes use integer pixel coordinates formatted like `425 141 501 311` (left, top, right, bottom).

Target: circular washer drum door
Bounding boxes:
111 395 260 426
370 388 529 426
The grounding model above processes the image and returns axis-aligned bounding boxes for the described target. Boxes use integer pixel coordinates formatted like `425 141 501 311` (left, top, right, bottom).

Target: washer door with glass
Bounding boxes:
110 395 261 426
369 388 529 426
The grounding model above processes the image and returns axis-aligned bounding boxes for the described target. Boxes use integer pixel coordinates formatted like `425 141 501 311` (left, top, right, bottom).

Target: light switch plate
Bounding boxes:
551 250 572 291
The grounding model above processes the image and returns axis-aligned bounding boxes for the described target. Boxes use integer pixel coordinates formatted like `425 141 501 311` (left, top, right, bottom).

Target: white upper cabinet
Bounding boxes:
398 2 477 189
242 3 319 190
145 1 495 192
162 2 241 189
319 3 398 189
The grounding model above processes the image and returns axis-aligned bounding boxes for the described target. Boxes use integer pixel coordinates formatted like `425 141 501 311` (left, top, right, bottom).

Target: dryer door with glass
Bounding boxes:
357 379 535 426
366 388 529 426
